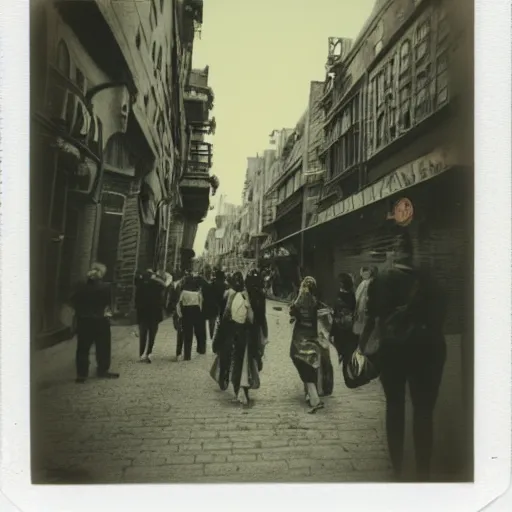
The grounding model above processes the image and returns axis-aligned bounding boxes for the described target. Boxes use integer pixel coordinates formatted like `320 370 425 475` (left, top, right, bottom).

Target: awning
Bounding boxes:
265 147 456 250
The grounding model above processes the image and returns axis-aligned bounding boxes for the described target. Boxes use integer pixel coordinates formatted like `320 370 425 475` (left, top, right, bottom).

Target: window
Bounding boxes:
135 28 141 50
415 66 431 120
75 68 86 93
328 94 360 178
436 8 450 107
399 40 411 75
399 84 412 130
56 40 70 77
150 0 157 28
294 170 301 192
157 47 163 72
415 19 431 62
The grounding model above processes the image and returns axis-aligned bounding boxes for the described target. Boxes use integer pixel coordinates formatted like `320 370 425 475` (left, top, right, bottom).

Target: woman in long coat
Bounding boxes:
212 271 261 405
290 276 334 414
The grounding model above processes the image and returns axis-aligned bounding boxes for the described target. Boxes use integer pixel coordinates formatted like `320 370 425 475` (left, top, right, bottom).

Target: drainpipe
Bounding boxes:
163 202 172 271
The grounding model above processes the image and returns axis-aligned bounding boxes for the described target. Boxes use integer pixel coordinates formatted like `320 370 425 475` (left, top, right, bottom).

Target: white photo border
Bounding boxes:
1 0 510 510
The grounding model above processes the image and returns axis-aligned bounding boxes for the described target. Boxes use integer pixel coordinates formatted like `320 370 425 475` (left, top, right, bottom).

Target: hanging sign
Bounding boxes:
392 197 414 226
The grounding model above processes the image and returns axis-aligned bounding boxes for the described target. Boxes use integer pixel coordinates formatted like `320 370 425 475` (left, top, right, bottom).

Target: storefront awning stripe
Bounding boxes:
265 151 455 250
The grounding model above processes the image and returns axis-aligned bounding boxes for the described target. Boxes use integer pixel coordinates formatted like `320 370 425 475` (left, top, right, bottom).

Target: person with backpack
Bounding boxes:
213 271 260 405
358 232 447 482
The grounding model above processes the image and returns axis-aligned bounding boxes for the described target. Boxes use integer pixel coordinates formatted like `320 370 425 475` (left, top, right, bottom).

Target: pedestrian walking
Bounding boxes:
176 274 207 360
289 276 334 414
358 233 447 482
134 269 166 363
352 267 377 336
211 271 261 405
330 272 357 363
70 262 119 383
245 268 269 363
198 270 217 341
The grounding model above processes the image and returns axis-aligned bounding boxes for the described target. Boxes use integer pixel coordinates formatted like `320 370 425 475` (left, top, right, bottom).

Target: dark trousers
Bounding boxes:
139 320 159 357
182 306 206 360
76 318 111 378
379 338 446 481
207 315 216 339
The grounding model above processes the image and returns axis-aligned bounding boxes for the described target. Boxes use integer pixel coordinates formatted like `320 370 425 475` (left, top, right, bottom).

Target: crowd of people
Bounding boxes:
69 231 446 482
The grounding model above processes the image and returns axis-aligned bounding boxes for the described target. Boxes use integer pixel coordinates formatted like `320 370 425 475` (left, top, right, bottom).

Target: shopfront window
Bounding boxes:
56 39 70 77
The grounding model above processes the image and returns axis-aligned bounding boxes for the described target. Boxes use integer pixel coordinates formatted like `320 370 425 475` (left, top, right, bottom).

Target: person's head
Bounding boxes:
360 267 375 281
231 271 245 292
338 272 354 292
393 232 414 267
182 274 198 292
87 262 107 282
294 276 317 307
214 269 225 282
245 268 263 291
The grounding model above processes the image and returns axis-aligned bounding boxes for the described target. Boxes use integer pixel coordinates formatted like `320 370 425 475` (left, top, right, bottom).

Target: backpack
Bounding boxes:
231 291 250 324
380 273 422 344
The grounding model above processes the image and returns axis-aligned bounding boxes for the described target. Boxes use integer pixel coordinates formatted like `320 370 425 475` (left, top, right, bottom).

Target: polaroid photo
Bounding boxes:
1 0 511 511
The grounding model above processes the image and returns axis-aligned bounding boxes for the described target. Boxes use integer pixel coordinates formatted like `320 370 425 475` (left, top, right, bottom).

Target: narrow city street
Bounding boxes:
33 301 392 484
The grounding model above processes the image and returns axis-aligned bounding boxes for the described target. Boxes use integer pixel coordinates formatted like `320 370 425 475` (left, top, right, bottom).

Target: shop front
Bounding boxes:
31 67 104 346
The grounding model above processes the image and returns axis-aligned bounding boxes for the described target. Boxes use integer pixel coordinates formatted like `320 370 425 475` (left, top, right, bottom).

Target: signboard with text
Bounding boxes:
315 147 454 226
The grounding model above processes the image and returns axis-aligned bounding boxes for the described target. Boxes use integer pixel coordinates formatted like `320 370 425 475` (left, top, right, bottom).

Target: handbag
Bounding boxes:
342 347 380 389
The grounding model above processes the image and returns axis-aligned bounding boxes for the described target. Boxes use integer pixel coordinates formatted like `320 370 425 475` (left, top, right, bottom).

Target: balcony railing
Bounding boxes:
184 96 209 124
188 141 213 172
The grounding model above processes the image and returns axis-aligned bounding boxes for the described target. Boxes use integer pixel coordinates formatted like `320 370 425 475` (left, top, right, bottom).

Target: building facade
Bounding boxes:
260 81 326 297
30 0 216 344
262 0 474 479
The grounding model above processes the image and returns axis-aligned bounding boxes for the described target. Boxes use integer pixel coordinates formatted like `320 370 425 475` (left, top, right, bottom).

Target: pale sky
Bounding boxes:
192 0 376 254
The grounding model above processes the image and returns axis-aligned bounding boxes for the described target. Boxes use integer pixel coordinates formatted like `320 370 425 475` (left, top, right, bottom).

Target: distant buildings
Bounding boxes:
30 0 216 343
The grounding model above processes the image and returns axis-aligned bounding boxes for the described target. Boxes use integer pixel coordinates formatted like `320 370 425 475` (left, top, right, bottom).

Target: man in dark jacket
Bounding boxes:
359 233 446 482
71 263 119 383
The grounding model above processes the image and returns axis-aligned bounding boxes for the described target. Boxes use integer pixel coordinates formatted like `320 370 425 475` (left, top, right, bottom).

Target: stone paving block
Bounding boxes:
177 442 203 452
203 441 233 451
226 453 258 463
204 460 288 477
194 453 228 464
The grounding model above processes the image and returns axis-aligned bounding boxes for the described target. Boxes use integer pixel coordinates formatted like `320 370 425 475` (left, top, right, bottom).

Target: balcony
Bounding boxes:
184 95 209 124
179 141 213 222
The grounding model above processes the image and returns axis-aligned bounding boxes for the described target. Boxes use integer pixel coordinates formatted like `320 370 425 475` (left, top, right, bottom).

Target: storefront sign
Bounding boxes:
316 148 452 225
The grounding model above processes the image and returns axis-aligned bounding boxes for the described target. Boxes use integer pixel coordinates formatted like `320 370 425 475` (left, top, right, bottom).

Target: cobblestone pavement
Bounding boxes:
32 301 392 484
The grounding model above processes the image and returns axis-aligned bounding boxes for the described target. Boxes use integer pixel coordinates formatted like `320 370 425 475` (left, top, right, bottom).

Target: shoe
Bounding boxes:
75 377 87 384
97 372 120 379
307 402 325 414
140 355 149 363
172 355 181 362
146 355 152 364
